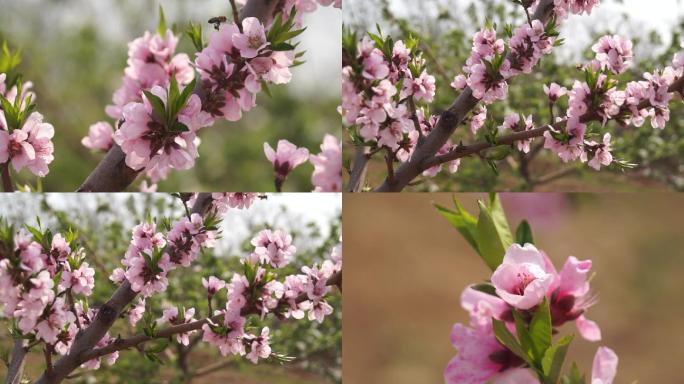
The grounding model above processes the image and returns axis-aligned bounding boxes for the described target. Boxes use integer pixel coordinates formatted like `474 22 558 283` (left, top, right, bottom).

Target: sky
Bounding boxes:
0 0 341 97
345 0 684 59
0 193 341 254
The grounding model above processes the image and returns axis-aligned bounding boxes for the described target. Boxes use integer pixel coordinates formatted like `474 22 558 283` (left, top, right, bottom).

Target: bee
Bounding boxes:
208 16 228 30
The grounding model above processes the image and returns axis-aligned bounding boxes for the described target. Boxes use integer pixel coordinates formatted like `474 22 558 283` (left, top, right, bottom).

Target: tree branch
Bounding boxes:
373 0 557 191
5 340 27 384
423 75 684 171
347 146 370 192
1 163 14 192
78 271 341 363
35 193 215 384
77 0 283 193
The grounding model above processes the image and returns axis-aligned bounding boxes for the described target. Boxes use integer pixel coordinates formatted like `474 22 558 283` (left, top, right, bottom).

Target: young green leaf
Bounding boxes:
475 198 513 271
541 335 574 384
434 197 479 254
516 220 534 245
492 319 534 366
157 5 167 36
529 299 552 361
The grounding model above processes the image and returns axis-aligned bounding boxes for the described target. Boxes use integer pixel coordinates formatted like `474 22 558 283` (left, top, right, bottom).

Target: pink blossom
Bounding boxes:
491 244 554 310
499 114 534 153
451 74 467 90
263 140 310 177
592 35 633 75
81 121 114 151
592 347 618 384
128 299 146 326
202 276 227 296
470 106 487 134
114 86 206 172
544 118 587 163
310 134 342 192
232 18 268 59
543 83 568 102
106 30 194 120
548 256 601 341
400 71 436 103
60 262 95 296
250 229 296 268
160 307 196 345
444 322 513 384
468 63 509 104
246 327 272 363
588 133 613 171
0 112 55 176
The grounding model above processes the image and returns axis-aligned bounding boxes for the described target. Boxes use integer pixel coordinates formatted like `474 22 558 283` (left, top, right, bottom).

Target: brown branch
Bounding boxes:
76 144 141 192
79 271 341 363
1 163 14 192
373 0 558 191
378 56 684 190
428 76 684 168
35 193 214 384
192 359 236 378
346 146 370 192
4 340 27 384
532 165 580 185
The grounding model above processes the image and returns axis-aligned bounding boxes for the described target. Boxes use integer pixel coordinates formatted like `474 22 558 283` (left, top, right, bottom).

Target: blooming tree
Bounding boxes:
437 194 618 383
343 0 684 192
0 0 342 192
0 193 342 383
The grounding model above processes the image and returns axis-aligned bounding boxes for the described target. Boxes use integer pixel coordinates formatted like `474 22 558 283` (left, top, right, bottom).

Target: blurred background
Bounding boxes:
343 0 684 192
343 193 684 383
0 0 341 191
0 193 342 383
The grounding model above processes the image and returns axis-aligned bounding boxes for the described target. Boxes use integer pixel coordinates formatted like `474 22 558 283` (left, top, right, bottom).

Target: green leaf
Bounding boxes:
512 310 535 362
475 196 513 270
434 197 479 253
157 5 167 36
529 299 552 361
492 319 533 366
560 362 586 384
142 90 167 124
541 335 574 384
146 339 169 354
516 220 534 245
185 22 204 52
470 283 497 296
170 121 189 133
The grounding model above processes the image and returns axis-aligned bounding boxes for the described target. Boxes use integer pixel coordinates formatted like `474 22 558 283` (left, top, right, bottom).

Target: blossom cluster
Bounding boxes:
264 135 342 192
445 243 617 383
105 30 194 120
0 74 55 177
542 37 683 170
200 235 342 363
341 34 465 177
0 228 113 369
83 9 311 190
110 213 217 298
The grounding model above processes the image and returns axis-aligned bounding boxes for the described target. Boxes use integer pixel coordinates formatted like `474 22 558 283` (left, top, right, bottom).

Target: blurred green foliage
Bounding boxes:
0 0 339 192
0 194 341 383
344 0 684 191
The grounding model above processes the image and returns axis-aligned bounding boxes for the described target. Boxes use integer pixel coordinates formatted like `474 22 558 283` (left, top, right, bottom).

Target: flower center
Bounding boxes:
512 270 536 295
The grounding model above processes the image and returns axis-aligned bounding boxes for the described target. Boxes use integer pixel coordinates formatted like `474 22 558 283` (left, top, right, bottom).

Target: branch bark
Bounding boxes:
5 340 27 384
347 146 370 192
1 163 14 192
35 193 214 384
374 0 557 191
376 37 684 190
77 271 341 364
